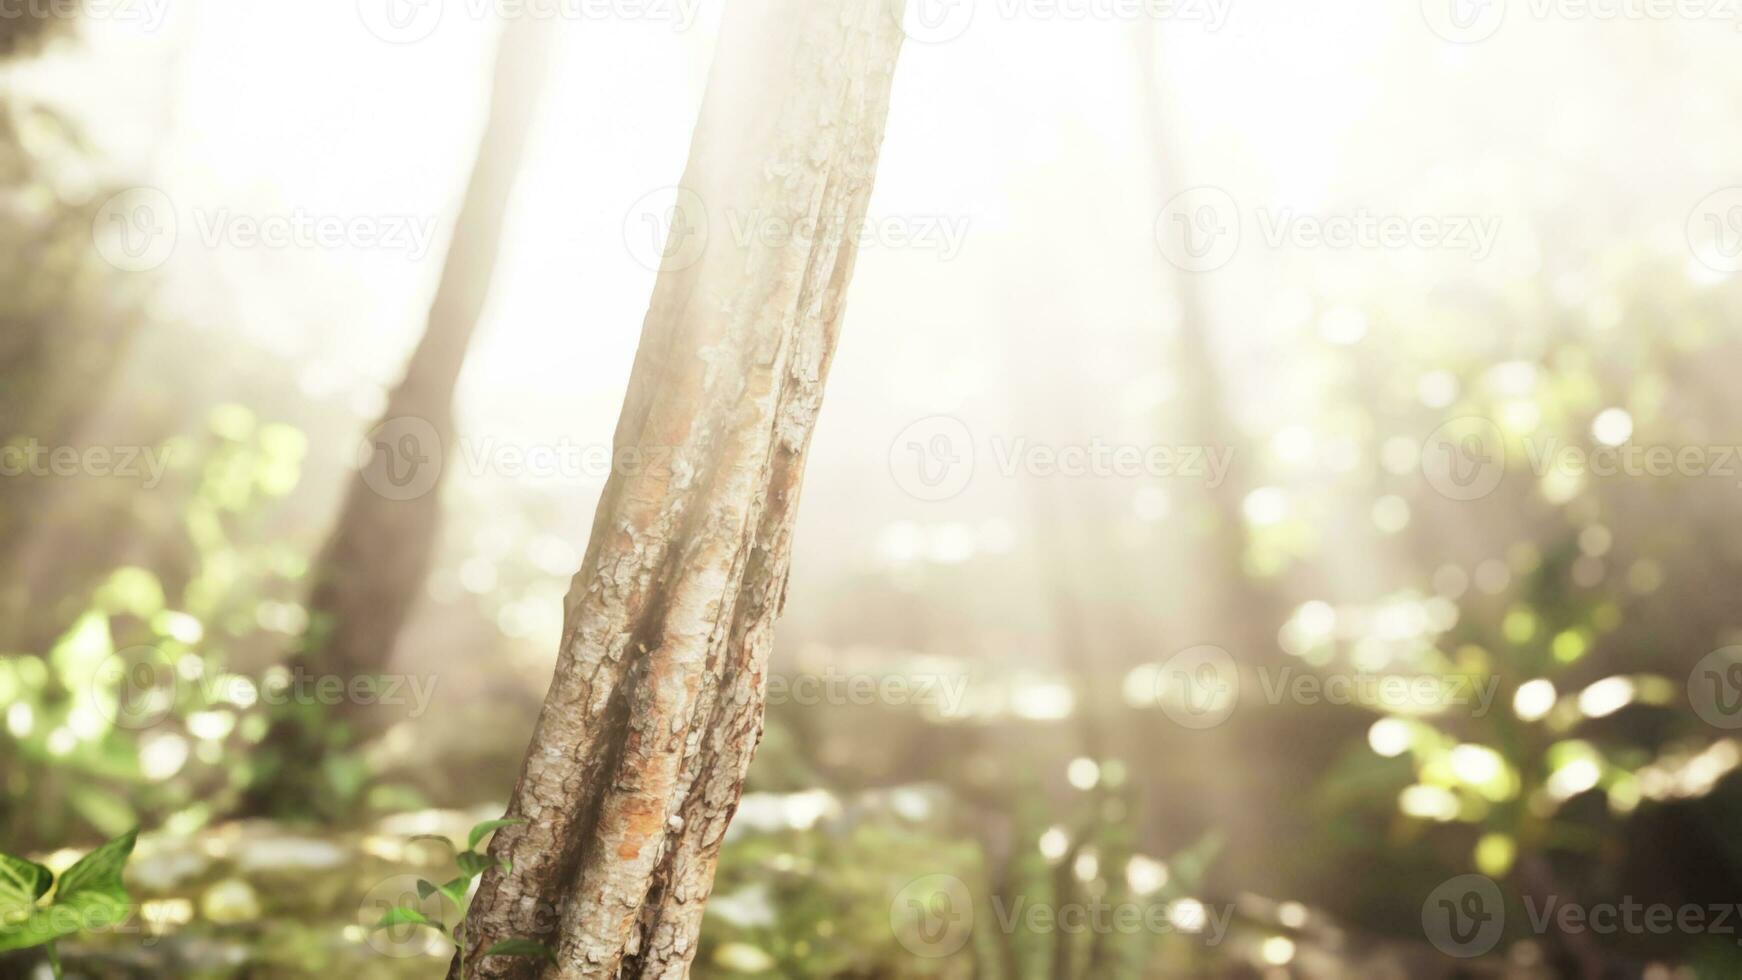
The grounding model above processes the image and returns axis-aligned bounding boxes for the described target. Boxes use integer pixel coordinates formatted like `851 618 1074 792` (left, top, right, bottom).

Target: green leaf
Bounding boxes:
54 829 136 903
456 851 492 879
0 854 53 916
372 906 439 932
467 818 525 852
417 878 469 909
483 938 556 962
0 830 136 953
437 877 471 908
50 828 136 934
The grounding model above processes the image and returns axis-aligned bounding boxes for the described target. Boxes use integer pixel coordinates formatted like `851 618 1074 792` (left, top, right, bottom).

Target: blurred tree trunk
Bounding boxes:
1132 23 1282 886
1132 24 1280 647
0 4 141 652
242 16 553 815
450 3 905 977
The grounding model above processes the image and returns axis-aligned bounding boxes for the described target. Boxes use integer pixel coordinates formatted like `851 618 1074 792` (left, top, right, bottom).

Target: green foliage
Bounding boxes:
0 828 137 978
705 804 984 978
370 818 551 978
0 410 313 848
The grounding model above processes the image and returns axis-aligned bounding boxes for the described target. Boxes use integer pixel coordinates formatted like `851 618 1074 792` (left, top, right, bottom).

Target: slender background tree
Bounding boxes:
243 14 556 816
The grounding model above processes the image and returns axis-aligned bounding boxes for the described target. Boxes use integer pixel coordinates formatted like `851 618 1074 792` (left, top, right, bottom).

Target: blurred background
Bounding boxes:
5 0 1742 976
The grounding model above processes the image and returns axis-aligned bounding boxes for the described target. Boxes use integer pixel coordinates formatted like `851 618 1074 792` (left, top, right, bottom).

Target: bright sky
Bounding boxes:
18 0 1739 580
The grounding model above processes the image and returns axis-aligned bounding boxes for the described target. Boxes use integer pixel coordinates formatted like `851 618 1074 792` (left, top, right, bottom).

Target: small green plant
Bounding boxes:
371 817 554 977
0 829 139 978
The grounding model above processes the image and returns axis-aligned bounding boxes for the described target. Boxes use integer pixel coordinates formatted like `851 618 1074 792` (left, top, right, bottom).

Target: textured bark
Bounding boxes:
243 17 553 813
450 3 906 977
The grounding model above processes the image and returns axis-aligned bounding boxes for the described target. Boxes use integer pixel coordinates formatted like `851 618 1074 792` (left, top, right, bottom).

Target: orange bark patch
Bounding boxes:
616 796 668 860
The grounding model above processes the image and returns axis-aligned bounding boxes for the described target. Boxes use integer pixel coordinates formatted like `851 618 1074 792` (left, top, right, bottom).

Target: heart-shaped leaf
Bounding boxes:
0 829 136 953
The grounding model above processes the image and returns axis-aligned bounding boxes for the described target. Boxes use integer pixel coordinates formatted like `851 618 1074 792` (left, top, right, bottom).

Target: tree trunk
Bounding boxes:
243 15 553 814
450 2 906 977
1133 22 1280 886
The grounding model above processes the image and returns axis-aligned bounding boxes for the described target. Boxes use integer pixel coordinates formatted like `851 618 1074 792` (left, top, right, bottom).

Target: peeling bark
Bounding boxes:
450 2 906 977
